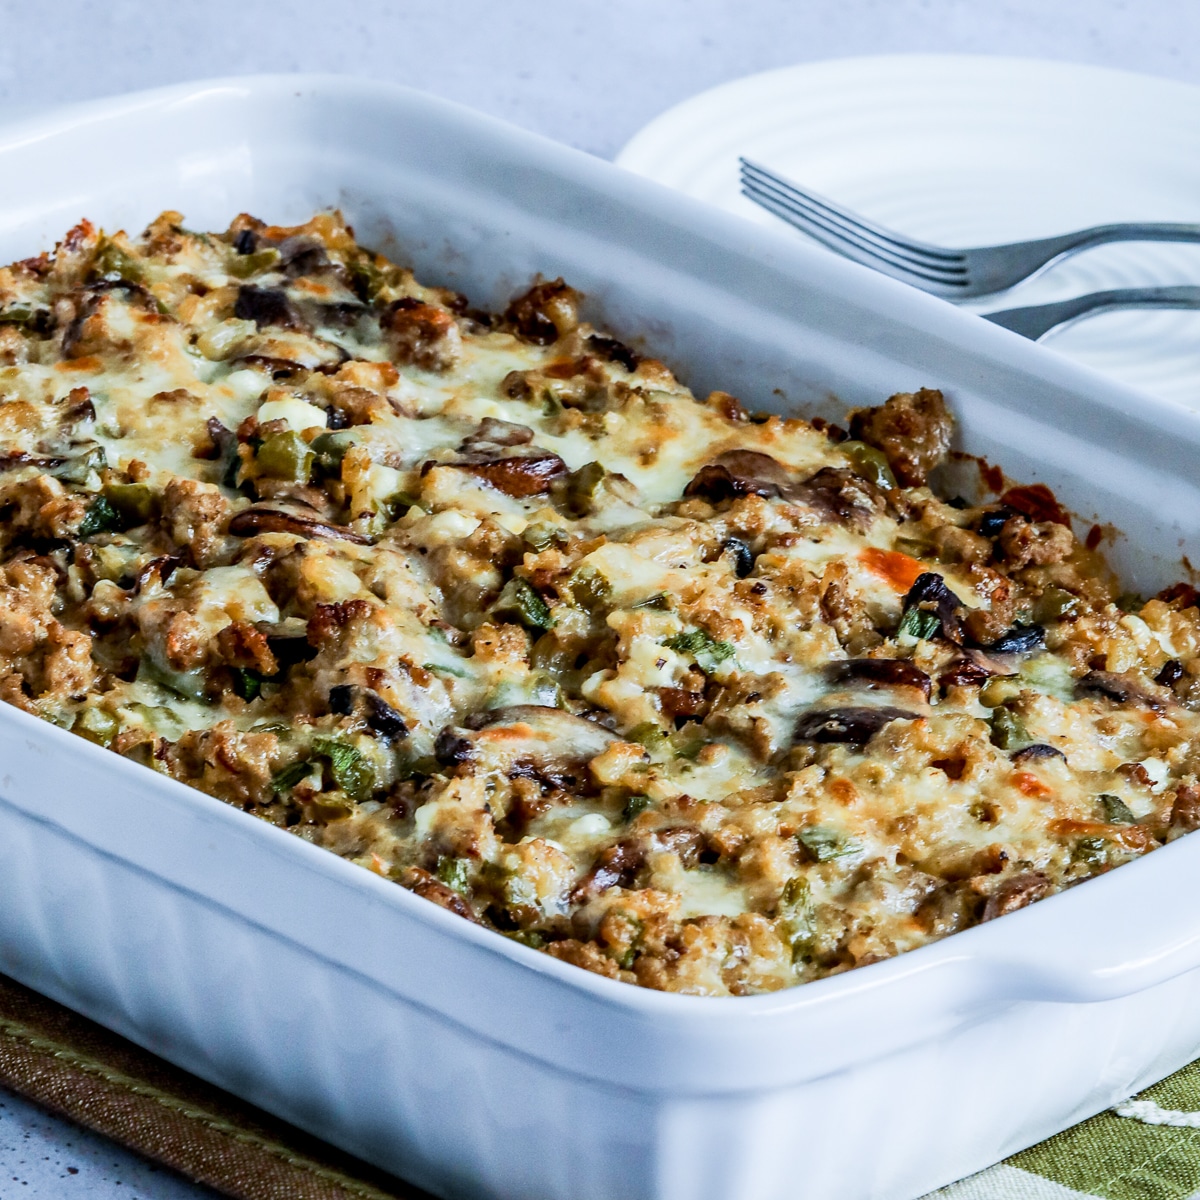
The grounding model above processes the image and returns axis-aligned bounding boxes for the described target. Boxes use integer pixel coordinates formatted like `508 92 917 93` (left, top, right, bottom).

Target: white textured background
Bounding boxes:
0 0 1196 1195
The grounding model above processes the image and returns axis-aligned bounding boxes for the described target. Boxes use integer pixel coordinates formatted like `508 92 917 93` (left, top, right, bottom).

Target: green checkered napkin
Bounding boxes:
927 1058 1200 1200
0 965 1198 1200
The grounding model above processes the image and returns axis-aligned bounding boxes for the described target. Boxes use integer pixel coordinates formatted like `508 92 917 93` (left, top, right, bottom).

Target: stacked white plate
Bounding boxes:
617 55 1200 410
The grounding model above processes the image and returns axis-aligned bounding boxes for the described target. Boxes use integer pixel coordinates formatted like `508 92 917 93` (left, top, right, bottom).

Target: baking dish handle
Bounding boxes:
961 837 1200 1004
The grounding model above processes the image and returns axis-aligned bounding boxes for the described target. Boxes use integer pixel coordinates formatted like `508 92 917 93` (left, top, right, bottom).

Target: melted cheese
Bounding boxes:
0 210 1191 999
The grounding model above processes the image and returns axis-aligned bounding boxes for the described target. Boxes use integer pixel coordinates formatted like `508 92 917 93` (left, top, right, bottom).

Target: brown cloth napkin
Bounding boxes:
0 972 428 1200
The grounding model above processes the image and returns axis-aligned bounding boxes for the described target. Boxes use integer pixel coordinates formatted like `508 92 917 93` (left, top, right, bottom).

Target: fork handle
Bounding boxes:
982 286 1200 340
1038 222 1200 255
974 224 1200 294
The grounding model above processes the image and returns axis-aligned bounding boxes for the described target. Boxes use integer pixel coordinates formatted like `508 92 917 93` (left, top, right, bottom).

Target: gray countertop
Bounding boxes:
0 0 1196 1194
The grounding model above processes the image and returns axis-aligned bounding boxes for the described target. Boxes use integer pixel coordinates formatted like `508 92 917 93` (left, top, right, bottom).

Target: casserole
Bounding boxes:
0 74 1199 1200
2 207 1191 998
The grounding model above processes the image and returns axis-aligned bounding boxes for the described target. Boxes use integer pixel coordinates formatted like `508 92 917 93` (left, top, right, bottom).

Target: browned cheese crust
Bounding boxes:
0 210 1196 996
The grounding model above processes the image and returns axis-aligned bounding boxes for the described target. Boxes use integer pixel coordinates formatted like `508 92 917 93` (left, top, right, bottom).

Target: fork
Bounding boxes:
740 158 1200 299
982 286 1200 340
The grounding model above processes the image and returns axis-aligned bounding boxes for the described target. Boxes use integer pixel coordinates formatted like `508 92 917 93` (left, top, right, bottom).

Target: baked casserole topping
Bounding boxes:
1 211 1198 996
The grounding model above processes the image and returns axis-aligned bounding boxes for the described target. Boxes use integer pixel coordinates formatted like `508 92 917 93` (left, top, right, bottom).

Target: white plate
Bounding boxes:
616 54 1200 410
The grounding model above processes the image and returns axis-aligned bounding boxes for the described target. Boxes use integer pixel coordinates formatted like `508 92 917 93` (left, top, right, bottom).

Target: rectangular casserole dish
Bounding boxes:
2 75 1200 1200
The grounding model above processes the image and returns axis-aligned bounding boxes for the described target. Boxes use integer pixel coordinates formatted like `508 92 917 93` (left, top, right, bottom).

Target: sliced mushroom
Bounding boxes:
422 447 568 499
234 285 307 331
0 450 64 472
794 705 918 745
902 572 965 644
86 278 164 312
1011 743 1066 763
799 466 886 527
229 355 312 380
938 659 992 690
278 235 333 277
134 554 183 594
586 333 639 371
1156 659 1185 687
315 301 368 329
504 278 581 345
1079 670 1171 711
981 872 1050 922
257 616 319 670
571 839 643 902
683 450 794 502
978 623 1046 655
400 866 478 923
460 418 535 450
228 502 370 544
329 684 409 740
722 537 755 578
830 658 932 700
434 704 619 785
60 291 103 358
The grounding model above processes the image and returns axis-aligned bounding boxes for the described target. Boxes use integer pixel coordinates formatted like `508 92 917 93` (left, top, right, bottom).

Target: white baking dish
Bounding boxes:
1 75 1200 1200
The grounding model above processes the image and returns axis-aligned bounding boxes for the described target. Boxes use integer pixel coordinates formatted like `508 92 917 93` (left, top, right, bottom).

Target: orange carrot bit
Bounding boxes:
1013 772 1052 798
859 546 925 592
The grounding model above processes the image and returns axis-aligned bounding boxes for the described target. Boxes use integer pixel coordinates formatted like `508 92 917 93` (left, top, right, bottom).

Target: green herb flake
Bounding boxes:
522 522 567 552
504 929 547 950
395 754 440 782
250 720 290 735
436 855 472 895
72 707 119 748
230 667 262 702
491 577 555 632
1074 836 1109 866
104 481 158 525
311 736 375 802
137 657 208 702
778 876 817 963
256 431 315 482
311 430 357 475
0 305 35 327
569 564 611 613
566 461 608 515
384 490 420 517
988 706 1032 751
798 827 861 862
271 759 314 795
91 240 144 285
841 440 897 490
422 661 470 678
672 733 707 762
623 794 653 822
51 445 108 486
77 495 123 538
627 722 668 752
227 247 281 279
1034 586 1081 623
1098 793 1135 824
897 606 941 641
349 257 395 302
663 629 737 675
632 593 671 611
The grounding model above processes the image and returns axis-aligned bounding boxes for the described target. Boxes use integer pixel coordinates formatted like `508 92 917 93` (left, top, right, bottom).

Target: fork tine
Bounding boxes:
739 159 966 267
741 179 970 287
739 166 964 276
741 174 968 281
